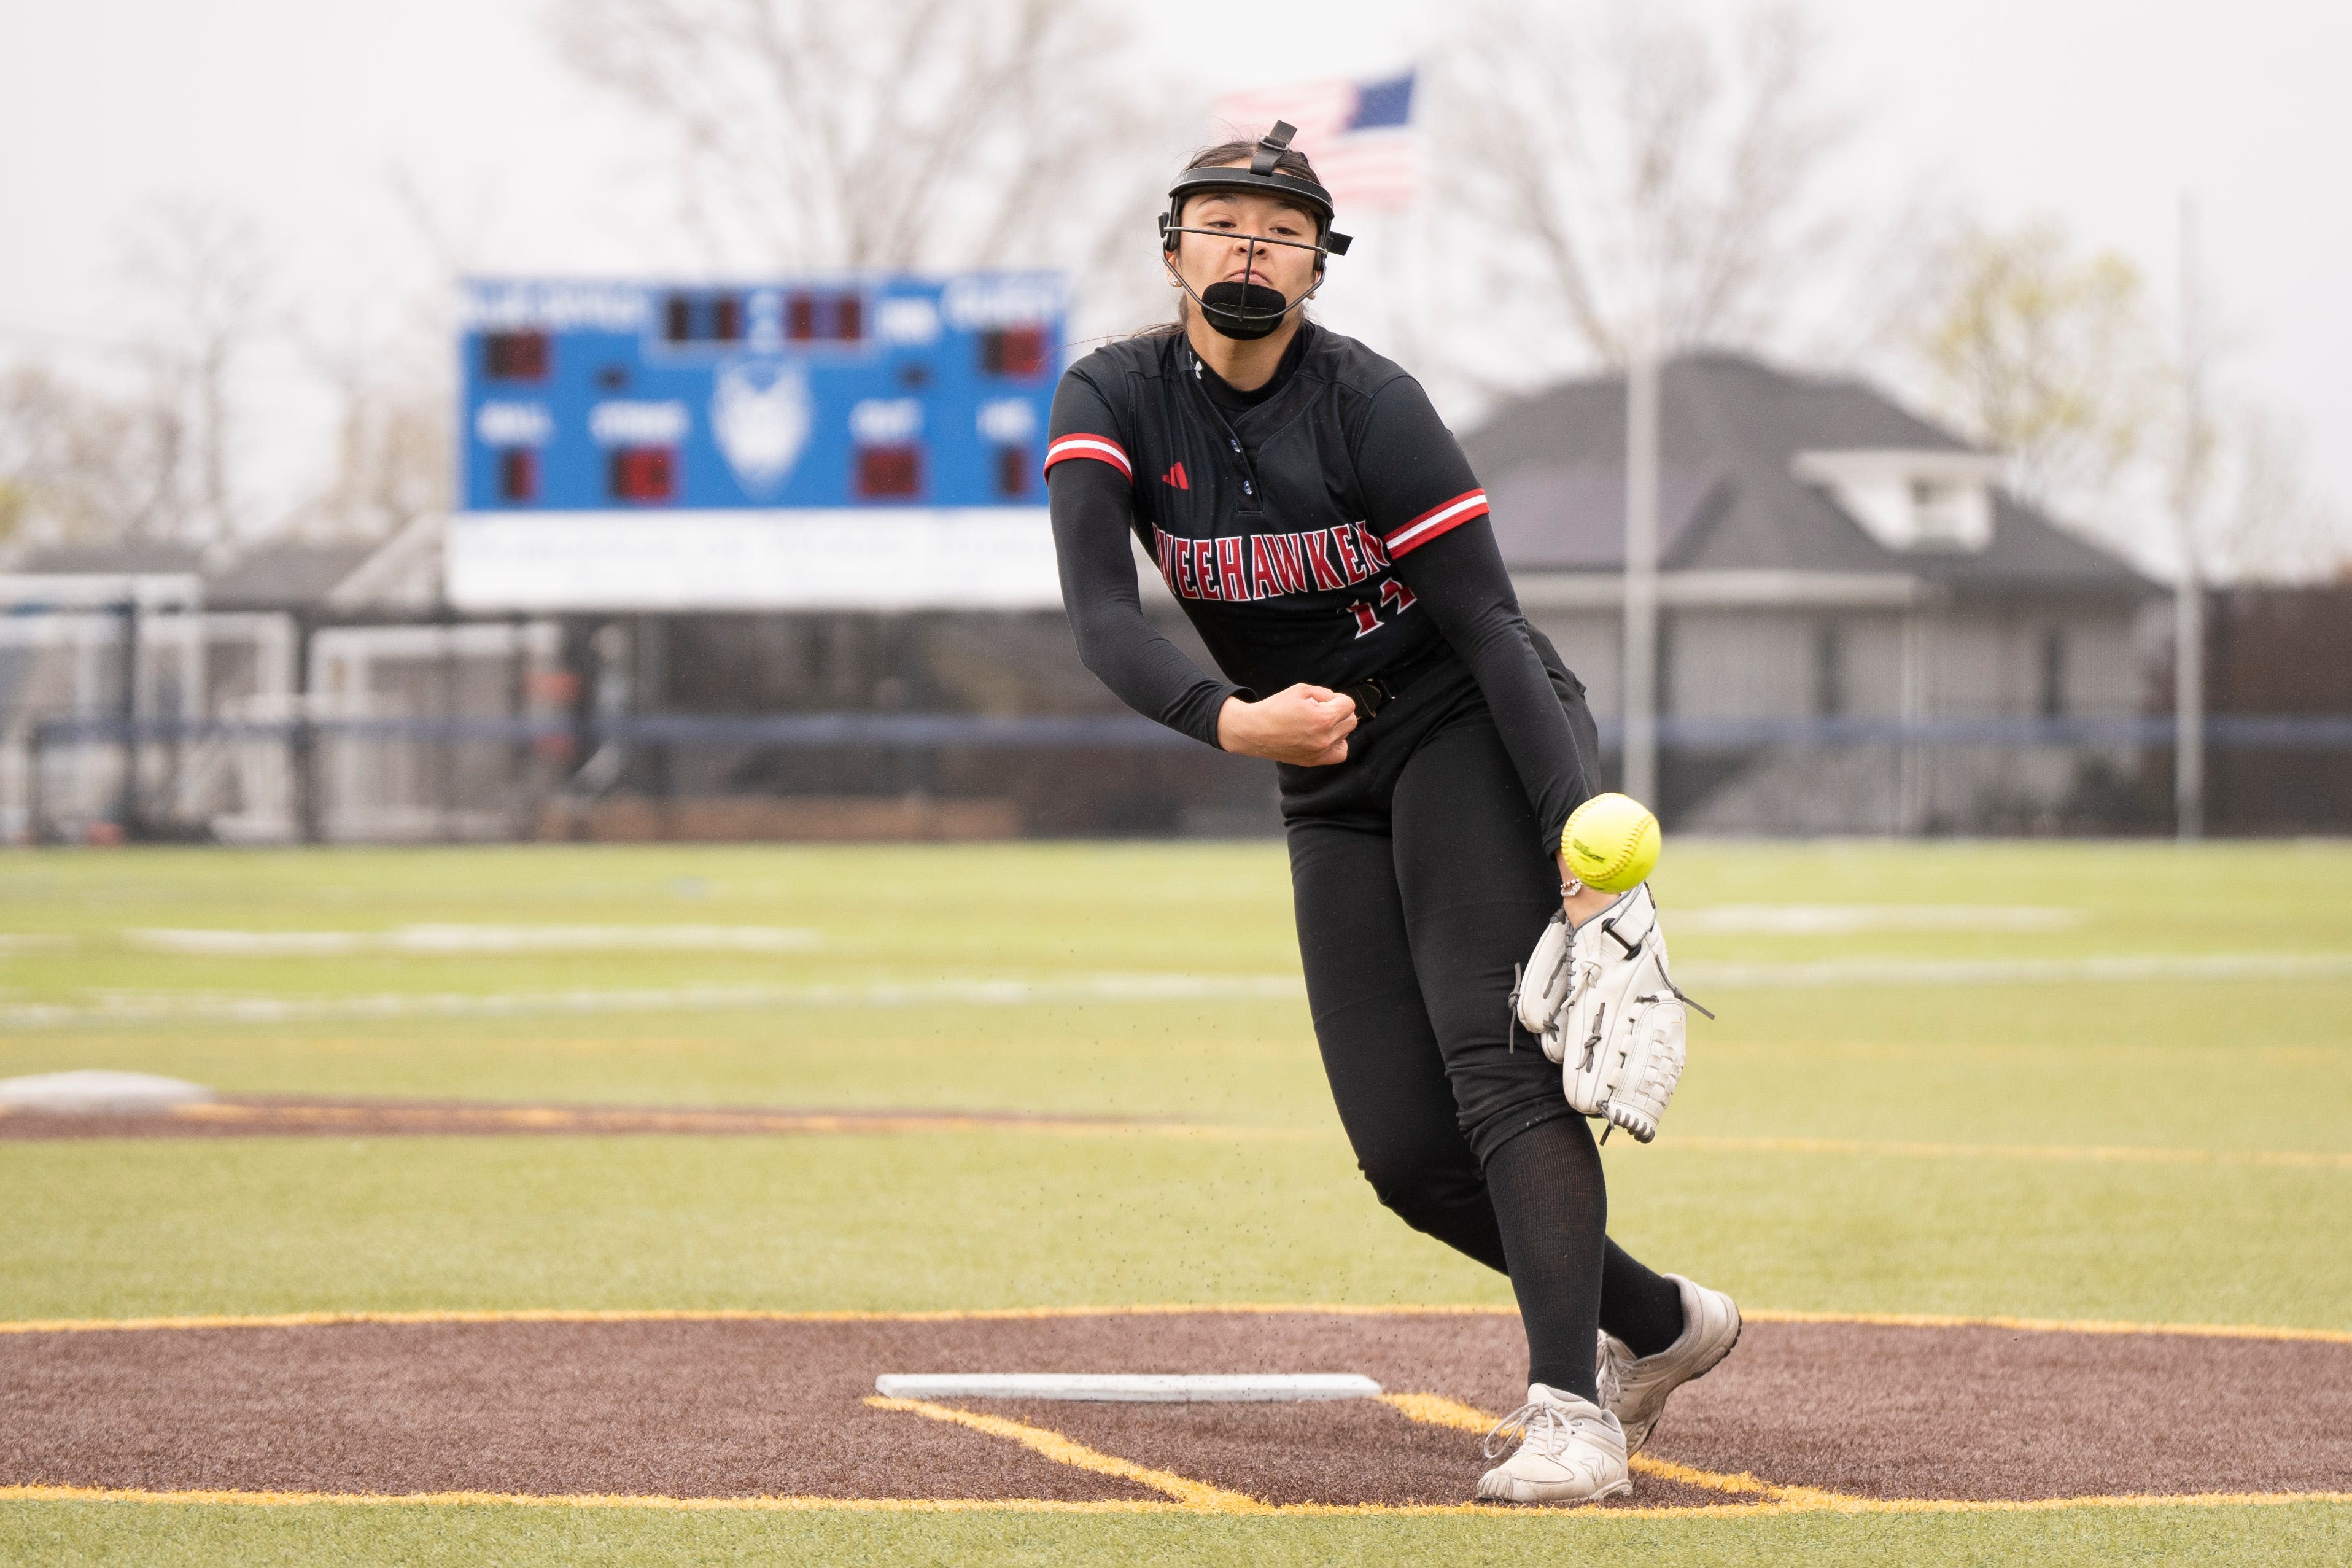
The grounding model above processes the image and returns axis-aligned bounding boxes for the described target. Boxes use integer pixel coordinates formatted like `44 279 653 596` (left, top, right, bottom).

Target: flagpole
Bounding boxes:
2174 192 2205 842
1623 344 1661 805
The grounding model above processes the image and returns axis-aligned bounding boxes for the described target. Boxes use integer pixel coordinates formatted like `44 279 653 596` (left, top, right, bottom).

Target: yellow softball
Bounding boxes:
1561 793 1661 893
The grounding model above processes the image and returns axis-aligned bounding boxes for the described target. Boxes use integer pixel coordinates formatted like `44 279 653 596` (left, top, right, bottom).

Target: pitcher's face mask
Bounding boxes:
1159 120 1353 341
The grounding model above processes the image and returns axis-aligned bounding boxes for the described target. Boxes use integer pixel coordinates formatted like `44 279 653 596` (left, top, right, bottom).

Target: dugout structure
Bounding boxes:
0 575 293 844
0 573 570 845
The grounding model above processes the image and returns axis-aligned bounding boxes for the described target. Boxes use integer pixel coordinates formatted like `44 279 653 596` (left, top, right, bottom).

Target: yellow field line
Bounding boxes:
45 1367 2324 1521
871 1388 2352 1521
1373 1396 2352 1516
1668 1133 2352 1171
1379 1392 1819 1502
876 1384 1841 1516
9 1480 2344 1520
1634 1453 1823 1502
0 1483 1180 1515
865 1395 1263 1511
1742 1308 2352 1345
7 1300 2348 1343
1714 1489 2352 1518
1372 1392 1499 1433
0 1302 1514 1337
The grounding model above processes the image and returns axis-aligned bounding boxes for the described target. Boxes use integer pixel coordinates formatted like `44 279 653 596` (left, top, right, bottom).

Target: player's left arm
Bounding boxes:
1355 377 1597 875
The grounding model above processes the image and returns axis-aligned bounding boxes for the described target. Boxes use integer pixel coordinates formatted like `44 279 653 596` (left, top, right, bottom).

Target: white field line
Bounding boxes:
1674 904 2082 934
0 935 72 955
124 925 823 957
6 953 2347 1029
0 974 1308 1027
1680 953 2352 988
1666 1134 2352 1172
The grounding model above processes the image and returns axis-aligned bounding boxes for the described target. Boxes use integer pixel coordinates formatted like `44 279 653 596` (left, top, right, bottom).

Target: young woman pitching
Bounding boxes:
1045 124 1739 1503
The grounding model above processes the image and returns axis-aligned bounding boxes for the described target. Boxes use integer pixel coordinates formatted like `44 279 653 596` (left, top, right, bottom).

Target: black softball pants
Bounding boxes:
1286 710 1683 1399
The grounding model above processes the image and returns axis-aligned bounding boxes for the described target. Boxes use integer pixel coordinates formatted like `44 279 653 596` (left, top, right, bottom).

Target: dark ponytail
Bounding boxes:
1181 138 1324 188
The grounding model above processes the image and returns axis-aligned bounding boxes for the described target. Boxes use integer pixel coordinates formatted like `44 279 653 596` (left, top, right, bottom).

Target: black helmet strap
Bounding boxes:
1249 120 1294 175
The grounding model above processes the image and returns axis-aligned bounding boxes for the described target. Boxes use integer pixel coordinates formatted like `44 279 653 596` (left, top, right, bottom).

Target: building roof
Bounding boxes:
204 540 379 611
9 537 389 611
1462 352 2155 597
13 541 209 577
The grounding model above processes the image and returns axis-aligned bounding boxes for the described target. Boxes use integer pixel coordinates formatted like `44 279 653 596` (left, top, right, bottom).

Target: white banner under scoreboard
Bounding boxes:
446 509 1062 611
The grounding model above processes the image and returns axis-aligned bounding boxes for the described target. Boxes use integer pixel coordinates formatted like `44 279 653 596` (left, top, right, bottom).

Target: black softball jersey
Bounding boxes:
1044 322 1595 856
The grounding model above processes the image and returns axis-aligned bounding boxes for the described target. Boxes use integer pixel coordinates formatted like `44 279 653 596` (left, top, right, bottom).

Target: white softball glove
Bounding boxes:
1509 885 1710 1143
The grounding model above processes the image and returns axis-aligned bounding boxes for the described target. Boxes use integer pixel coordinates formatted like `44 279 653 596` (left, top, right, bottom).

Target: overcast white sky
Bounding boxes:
2 0 2345 538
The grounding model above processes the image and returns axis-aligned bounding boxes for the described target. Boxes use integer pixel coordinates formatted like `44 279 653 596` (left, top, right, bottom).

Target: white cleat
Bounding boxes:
1596 1273 1742 1454
1474 1383 1632 1504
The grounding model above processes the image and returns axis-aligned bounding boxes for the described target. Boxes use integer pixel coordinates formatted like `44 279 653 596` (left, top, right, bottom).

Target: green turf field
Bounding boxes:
4 840 2350 1565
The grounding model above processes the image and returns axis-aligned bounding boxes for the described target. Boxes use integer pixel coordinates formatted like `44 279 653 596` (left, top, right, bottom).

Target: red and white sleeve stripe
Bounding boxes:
1042 433 1133 481
1382 488 1489 557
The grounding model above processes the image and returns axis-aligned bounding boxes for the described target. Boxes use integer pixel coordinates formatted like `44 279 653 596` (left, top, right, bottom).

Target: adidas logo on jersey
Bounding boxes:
1162 462 1189 490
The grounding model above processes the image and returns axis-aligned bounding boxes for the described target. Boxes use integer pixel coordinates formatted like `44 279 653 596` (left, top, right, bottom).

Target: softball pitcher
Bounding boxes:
1046 124 1740 1502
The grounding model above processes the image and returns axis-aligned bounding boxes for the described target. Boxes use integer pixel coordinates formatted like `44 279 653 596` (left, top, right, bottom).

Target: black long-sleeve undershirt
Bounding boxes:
1049 455 1242 748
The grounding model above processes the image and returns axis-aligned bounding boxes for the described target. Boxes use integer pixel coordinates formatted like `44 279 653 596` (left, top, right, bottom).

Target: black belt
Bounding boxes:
1339 640 1455 722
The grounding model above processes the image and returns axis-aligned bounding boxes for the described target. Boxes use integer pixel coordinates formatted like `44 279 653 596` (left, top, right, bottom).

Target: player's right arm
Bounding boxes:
1046 368 1353 764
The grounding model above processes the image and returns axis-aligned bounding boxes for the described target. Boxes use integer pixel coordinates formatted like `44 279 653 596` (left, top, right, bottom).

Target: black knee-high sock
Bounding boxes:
1394 1173 1690 1359
1481 1116 1607 1400
1600 1238 1686 1359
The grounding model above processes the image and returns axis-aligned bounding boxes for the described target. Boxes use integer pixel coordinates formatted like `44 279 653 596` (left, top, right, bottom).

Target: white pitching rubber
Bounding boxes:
872 1373 1382 1402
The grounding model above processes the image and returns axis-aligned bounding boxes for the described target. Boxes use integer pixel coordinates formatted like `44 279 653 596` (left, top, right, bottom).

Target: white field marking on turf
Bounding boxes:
1679 952 2352 988
1665 1135 2352 1171
1676 904 2082 934
0 973 1307 1027
123 925 822 957
0 934 72 954
871 1373 1381 1402
11 952 2346 1028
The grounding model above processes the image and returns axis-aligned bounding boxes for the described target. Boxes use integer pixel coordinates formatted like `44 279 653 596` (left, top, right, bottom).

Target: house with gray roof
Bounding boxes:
1461 352 2160 833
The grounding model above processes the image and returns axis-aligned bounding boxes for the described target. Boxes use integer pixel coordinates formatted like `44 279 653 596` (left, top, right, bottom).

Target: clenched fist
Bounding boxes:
1217 684 1360 766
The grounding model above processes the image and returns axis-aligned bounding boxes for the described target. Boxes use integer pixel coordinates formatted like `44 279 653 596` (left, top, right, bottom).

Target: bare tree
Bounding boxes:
1437 1 1850 377
1907 220 2166 511
7 188 463 553
289 323 450 542
0 362 181 544
1901 216 2344 582
549 0 1173 320
114 200 276 544
0 199 274 548
2203 406 2346 582
278 162 528 543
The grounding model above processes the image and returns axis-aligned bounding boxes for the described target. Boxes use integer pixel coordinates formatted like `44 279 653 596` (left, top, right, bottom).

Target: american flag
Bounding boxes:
1209 71 1419 215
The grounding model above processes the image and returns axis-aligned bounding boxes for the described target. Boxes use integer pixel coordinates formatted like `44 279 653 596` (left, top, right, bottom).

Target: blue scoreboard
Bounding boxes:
448 274 1069 611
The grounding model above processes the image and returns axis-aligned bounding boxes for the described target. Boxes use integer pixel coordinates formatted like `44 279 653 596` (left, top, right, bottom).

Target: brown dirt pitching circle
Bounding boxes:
6 1310 2350 1510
